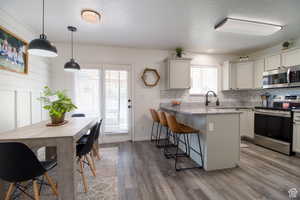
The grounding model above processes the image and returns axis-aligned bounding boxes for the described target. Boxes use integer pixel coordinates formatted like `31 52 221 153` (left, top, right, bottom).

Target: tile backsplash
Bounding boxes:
160 87 300 107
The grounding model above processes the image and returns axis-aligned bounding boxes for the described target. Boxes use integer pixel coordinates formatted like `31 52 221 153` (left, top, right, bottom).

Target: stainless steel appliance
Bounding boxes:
254 95 300 155
262 68 289 89
288 65 300 87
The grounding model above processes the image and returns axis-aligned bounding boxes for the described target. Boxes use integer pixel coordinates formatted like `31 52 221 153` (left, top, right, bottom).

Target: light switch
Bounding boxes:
208 123 214 131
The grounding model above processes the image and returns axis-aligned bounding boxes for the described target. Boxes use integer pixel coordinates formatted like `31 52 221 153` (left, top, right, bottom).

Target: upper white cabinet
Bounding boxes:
253 59 265 89
282 49 300 67
265 54 281 71
222 61 236 90
236 62 254 89
165 58 191 89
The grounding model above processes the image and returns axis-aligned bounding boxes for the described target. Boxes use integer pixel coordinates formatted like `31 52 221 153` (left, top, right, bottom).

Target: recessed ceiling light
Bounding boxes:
81 9 101 24
215 17 283 36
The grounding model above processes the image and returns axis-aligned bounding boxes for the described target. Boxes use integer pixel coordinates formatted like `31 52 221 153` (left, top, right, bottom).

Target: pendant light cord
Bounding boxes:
71 31 74 59
42 0 45 35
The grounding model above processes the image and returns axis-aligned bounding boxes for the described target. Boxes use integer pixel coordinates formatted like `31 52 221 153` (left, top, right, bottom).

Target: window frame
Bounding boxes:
189 64 219 96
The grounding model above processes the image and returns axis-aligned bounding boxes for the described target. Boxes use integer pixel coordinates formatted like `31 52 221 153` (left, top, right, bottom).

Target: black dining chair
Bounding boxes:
78 118 103 160
76 123 98 193
0 142 58 200
72 113 86 117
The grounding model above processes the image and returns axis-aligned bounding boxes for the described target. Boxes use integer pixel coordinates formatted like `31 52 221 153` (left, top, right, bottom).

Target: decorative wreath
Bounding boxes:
141 68 160 87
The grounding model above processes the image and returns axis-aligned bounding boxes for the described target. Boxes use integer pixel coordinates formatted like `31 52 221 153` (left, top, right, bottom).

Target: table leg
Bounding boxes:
57 138 77 200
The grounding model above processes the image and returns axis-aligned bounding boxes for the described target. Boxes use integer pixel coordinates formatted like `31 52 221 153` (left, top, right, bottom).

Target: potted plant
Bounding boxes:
38 86 77 125
175 47 183 58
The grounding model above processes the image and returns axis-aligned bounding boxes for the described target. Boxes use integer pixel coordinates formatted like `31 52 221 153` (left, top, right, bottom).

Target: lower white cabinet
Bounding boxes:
239 109 254 139
293 112 300 153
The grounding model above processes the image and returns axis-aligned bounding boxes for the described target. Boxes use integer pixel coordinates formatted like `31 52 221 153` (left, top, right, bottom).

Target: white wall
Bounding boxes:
50 43 236 141
0 9 51 133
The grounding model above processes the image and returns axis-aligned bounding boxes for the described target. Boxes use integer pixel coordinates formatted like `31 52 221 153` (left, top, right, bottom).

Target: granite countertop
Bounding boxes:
160 105 242 115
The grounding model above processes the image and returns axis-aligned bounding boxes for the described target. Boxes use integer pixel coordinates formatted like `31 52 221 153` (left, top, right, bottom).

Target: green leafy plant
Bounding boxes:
175 47 183 58
38 86 77 120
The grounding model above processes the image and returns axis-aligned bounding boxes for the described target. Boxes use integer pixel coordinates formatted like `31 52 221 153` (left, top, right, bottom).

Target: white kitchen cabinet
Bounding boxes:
293 112 300 153
222 61 236 90
265 54 281 71
282 49 300 67
236 62 254 89
239 109 254 139
165 58 192 89
253 59 265 89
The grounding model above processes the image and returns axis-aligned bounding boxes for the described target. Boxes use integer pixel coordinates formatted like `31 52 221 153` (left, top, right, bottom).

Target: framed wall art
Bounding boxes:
0 26 28 74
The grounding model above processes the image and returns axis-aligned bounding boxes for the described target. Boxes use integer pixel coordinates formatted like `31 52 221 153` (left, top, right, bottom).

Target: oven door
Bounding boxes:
263 69 288 88
254 110 292 155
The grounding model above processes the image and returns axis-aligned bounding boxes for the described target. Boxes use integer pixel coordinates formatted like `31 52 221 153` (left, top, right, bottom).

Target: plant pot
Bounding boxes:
176 52 182 58
50 113 65 124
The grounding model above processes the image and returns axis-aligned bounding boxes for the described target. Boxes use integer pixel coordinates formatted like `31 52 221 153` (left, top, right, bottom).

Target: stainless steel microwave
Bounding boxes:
262 68 289 88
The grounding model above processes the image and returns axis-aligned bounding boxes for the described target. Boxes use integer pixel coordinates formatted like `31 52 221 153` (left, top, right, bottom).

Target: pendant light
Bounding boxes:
64 26 80 71
28 0 57 57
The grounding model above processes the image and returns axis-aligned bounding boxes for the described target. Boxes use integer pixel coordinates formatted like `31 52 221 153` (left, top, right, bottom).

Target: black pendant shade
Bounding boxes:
28 34 57 57
28 0 57 57
64 58 80 71
64 26 80 71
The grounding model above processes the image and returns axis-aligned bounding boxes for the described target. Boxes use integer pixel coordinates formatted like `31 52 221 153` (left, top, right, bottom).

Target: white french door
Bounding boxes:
75 64 132 143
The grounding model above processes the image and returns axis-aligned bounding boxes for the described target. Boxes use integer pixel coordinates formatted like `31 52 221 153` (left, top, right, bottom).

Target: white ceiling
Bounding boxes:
1 0 300 54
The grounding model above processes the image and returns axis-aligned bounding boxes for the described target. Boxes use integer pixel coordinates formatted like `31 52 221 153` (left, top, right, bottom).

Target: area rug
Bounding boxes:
20 147 119 200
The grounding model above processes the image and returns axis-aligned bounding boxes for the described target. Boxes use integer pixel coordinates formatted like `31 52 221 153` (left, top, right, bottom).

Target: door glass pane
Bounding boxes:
104 70 128 133
75 69 100 117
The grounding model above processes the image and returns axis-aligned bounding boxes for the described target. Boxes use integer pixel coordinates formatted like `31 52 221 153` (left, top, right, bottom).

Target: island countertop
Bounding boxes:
160 105 242 115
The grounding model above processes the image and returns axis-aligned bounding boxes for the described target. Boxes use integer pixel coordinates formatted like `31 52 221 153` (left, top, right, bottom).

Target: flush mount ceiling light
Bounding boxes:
64 26 80 71
28 0 57 57
214 17 283 36
81 9 101 24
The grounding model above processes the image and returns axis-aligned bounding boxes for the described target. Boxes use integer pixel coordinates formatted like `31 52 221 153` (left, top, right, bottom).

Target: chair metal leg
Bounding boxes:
4 183 15 200
33 180 40 200
156 124 162 146
155 123 160 143
44 172 59 196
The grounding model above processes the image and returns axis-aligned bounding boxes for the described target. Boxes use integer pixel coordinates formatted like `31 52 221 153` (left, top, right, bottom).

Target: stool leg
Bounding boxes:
183 134 188 155
150 121 155 142
186 134 191 156
174 134 180 171
156 124 162 146
197 134 204 167
164 129 171 158
155 123 160 143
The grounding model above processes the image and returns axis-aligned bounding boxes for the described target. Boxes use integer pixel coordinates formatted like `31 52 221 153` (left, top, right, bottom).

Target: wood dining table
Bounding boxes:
0 117 97 200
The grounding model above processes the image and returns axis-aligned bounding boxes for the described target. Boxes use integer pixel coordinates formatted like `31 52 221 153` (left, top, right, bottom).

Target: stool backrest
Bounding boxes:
149 109 160 122
0 142 46 182
72 113 86 117
165 113 181 133
158 111 168 127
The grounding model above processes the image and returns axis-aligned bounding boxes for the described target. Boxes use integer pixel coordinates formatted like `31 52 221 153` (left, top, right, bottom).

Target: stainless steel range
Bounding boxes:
254 95 300 155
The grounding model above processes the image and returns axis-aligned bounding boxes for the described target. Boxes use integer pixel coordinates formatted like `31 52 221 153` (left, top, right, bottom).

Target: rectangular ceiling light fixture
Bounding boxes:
214 18 283 36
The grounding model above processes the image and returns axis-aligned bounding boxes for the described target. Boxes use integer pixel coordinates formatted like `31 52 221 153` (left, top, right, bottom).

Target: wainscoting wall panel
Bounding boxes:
0 90 16 133
16 91 31 128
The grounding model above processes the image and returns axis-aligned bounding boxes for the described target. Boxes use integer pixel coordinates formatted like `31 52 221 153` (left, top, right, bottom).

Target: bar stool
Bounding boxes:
164 113 204 171
157 111 172 148
149 109 160 142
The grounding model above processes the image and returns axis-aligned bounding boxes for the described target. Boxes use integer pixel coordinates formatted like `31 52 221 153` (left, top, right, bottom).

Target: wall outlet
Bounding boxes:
208 123 214 131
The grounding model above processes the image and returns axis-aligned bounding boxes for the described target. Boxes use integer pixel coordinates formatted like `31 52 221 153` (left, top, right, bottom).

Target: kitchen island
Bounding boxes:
160 105 241 171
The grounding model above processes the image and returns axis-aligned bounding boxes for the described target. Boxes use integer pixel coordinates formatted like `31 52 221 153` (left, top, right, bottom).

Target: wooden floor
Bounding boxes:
105 141 300 200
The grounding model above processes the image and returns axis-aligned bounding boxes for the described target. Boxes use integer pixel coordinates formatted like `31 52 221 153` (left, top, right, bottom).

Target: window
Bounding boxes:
190 65 218 95
75 69 100 117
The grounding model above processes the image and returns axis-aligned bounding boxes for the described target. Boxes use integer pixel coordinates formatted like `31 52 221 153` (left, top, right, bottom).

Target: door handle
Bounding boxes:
128 105 132 109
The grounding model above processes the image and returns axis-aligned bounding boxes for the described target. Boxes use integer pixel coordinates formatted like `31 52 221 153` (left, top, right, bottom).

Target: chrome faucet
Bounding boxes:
205 90 220 106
